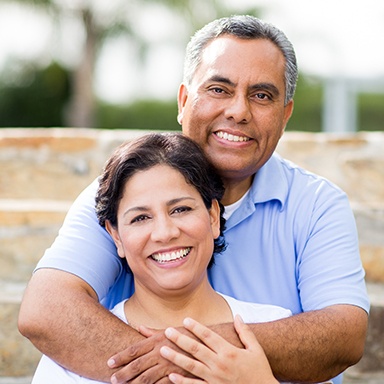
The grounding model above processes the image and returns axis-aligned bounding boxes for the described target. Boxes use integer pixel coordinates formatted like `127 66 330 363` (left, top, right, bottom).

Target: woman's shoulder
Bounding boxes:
219 293 292 323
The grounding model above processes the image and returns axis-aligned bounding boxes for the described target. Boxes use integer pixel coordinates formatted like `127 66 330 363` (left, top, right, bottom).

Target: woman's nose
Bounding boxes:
150 216 180 242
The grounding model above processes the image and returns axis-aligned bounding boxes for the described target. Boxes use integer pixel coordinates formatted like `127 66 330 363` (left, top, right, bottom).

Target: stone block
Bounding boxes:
0 282 41 377
346 283 384 376
0 129 100 201
0 128 153 201
353 205 384 283
277 132 384 205
0 200 69 283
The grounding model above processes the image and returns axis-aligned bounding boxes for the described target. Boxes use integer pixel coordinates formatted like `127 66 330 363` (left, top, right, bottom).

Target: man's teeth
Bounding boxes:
151 248 191 263
216 131 250 142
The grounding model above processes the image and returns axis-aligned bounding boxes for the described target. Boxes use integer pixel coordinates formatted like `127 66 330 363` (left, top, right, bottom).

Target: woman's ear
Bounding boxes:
210 199 221 239
105 220 125 259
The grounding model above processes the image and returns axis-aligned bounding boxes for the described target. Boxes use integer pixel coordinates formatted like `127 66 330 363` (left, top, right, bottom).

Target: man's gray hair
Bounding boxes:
183 15 298 105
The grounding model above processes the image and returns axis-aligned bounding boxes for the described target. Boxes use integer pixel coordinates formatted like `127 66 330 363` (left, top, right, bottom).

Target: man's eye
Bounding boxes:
255 93 270 100
210 87 225 94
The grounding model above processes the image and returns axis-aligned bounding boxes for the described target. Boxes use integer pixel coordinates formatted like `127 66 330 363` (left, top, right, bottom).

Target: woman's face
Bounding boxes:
106 164 220 298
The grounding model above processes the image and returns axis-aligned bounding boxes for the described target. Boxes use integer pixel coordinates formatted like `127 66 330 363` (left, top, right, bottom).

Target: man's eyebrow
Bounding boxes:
207 75 236 87
207 76 280 97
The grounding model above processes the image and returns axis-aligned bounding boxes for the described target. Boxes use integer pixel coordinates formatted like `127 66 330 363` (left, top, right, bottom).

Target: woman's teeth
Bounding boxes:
151 247 191 263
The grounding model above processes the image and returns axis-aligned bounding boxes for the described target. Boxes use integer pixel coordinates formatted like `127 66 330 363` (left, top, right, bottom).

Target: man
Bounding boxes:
19 15 369 384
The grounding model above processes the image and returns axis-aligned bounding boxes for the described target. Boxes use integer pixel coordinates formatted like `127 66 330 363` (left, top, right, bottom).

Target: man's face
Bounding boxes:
178 36 293 186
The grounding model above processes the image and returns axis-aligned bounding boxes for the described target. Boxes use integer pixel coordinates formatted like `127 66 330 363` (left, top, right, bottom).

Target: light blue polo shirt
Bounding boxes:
37 152 369 384
209 153 369 315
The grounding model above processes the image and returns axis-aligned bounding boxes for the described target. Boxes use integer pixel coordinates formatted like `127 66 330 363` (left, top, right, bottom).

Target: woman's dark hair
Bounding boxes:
95 133 226 262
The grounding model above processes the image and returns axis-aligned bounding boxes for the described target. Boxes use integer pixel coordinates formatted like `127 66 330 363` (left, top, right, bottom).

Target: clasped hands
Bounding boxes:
108 315 278 384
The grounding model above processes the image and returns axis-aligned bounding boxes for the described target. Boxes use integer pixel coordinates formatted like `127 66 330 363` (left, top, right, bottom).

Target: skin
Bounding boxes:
18 36 368 383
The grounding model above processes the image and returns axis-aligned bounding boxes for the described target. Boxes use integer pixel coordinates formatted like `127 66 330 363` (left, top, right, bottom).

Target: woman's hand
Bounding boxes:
160 315 279 384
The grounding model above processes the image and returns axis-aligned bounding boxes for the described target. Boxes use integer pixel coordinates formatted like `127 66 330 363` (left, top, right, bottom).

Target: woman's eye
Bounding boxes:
172 206 191 214
131 215 150 224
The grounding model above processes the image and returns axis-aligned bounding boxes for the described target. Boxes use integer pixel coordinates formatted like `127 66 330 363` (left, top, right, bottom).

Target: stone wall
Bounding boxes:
0 128 383 379
2 128 382 282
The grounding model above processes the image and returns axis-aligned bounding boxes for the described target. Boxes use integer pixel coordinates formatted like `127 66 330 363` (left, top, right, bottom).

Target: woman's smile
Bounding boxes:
150 247 191 264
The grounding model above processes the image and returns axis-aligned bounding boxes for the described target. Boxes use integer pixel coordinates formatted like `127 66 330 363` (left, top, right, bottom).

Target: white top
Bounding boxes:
32 293 292 383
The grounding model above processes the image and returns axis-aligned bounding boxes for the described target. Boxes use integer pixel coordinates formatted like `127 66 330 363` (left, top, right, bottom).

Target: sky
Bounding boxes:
1 0 384 103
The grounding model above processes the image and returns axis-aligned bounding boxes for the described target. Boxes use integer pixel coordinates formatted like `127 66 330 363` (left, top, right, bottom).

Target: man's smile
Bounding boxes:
215 131 251 142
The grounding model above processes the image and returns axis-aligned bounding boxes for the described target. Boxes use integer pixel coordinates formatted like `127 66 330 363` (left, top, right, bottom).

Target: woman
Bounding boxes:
31 133 292 383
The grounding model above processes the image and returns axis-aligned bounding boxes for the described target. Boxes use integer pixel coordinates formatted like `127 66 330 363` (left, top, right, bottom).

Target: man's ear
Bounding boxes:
210 199 221 240
177 83 188 125
281 99 294 137
105 221 125 259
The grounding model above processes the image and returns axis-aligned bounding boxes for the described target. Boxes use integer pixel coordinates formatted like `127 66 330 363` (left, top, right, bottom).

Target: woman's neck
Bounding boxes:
124 278 232 330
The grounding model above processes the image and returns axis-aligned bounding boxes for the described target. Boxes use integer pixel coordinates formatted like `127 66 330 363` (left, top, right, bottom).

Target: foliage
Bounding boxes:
286 75 323 132
358 93 384 131
1 61 383 133
96 99 180 131
0 61 70 127
0 2 382 132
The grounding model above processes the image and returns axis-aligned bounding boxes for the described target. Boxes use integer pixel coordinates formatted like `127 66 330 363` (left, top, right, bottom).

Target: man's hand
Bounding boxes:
108 328 196 384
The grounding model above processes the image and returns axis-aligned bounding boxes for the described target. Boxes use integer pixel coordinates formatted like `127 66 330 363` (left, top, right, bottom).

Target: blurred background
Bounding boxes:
0 0 383 132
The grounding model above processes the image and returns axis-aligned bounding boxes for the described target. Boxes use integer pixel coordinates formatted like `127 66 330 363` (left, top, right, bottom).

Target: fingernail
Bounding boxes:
165 327 174 337
183 317 192 326
107 358 115 367
160 346 170 357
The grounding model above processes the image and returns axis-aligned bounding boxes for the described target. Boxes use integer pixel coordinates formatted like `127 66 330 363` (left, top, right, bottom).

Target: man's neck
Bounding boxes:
221 175 253 206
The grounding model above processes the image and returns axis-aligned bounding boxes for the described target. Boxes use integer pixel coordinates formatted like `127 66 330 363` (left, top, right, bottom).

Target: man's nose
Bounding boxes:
224 94 252 123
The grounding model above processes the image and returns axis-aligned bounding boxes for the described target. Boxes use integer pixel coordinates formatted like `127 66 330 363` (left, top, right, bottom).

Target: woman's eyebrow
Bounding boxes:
122 197 196 217
166 197 196 207
123 206 149 217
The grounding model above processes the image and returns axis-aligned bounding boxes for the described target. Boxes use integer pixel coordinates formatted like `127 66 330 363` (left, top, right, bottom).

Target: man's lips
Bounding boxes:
150 247 191 263
215 131 251 142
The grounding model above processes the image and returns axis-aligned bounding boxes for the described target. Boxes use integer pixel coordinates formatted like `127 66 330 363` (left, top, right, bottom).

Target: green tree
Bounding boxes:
0 61 70 127
0 0 261 128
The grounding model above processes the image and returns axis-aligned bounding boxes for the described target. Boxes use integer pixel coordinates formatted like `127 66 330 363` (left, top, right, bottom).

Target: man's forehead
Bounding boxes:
194 36 285 84
200 36 283 65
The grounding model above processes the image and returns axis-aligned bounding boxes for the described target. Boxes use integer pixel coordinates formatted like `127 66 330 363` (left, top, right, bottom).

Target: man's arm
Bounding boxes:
18 268 145 382
109 304 367 383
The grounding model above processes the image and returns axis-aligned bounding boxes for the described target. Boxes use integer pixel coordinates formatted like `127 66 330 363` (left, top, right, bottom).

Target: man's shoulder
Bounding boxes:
271 153 344 193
